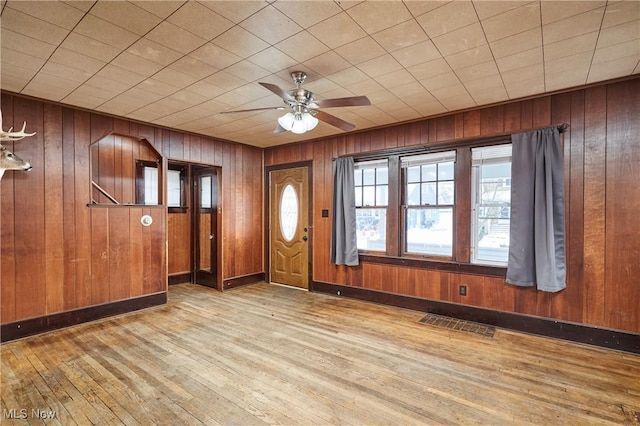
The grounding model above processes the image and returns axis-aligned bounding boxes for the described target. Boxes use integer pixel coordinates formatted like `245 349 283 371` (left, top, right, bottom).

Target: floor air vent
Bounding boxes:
419 313 496 338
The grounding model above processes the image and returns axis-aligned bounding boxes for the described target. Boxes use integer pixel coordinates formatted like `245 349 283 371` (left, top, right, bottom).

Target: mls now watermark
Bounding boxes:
4 408 58 419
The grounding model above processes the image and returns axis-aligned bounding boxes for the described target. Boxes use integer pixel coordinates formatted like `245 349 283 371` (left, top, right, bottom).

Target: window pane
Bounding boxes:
362 186 375 206
354 187 363 207
407 166 421 183
421 182 437 205
376 185 388 205
405 207 452 256
478 161 510 257
363 168 375 185
438 181 455 204
376 167 388 184
439 161 454 180
480 182 509 203
167 169 182 207
478 206 508 219
356 208 386 251
482 162 511 179
144 167 158 205
407 183 420 205
472 144 511 265
354 169 362 186
476 219 510 263
280 184 298 242
200 176 212 208
422 163 437 181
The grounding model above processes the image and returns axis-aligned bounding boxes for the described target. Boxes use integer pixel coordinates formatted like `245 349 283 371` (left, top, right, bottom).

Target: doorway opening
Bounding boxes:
167 162 221 290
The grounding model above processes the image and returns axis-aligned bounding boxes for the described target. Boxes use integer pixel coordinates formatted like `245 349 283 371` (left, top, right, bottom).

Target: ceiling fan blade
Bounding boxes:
313 95 371 108
220 106 285 114
274 124 287 134
314 110 356 132
259 82 294 102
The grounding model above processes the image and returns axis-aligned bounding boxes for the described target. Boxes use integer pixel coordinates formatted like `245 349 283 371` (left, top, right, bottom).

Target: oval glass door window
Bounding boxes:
280 184 298 241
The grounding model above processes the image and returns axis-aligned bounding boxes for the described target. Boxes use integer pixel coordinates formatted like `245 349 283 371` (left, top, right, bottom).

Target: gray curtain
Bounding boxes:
506 127 566 292
330 157 359 266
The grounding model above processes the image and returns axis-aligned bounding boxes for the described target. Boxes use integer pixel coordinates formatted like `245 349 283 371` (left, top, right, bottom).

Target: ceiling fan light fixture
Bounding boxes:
280 111 318 134
225 70 371 134
290 116 307 134
277 112 295 130
302 112 318 131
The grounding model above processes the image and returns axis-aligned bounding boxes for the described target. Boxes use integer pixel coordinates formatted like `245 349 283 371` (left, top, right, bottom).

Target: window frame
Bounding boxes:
350 137 511 278
354 159 389 253
197 174 215 213
167 163 188 213
470 144 512 266
401 150 456 260
135 159 162 206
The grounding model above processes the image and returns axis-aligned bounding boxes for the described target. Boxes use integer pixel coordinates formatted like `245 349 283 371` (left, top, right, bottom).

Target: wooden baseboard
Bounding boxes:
223 272 265 290
168 273 191 285
1 292 167 343
311 281 639 354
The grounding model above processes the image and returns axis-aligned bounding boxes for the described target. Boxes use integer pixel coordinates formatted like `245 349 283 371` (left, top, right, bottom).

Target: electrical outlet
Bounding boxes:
459 285 467 296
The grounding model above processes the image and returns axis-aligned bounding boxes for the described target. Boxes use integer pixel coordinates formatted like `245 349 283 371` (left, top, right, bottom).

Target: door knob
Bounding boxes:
302 236 308 241
209 234 214 240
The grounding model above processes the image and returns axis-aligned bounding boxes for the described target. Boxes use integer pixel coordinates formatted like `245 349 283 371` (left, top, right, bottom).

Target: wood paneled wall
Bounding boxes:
1 93 264 325
168 212 191 276
183 144 263 281
2 78 636 334
265 77 640 334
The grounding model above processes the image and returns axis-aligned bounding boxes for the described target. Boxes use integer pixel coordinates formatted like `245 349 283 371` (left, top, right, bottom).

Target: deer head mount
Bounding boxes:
0 111 35 180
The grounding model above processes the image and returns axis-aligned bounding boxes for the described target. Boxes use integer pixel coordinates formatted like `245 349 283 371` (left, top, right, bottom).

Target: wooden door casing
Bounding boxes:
193 166 219 289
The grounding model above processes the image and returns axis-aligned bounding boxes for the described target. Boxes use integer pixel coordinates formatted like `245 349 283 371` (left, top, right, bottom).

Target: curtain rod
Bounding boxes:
332 123 570 161
523 122 570 133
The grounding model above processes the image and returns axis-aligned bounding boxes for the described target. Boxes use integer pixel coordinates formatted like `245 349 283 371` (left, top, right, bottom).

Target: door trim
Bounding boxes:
192 165 222 290
166 161 223 291
265 161 313 288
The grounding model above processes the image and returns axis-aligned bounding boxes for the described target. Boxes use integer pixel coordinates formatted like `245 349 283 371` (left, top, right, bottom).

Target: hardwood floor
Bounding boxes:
2 283 639 425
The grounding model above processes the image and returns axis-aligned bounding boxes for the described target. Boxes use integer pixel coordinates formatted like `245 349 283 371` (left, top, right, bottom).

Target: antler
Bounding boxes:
0 110 36 142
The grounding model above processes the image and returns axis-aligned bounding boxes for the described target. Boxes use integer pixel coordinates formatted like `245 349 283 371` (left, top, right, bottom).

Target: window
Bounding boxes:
167 163 187 212
471 144 512 265
200 175 212 209
280 184 298 242
350 139 511 274
354 159 388 251
136 160 160 205
402 151 455 257
144 167 159 205
167 169 182 207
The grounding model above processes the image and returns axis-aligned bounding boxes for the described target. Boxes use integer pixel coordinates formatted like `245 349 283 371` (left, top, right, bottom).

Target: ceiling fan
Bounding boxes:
221 71 371 134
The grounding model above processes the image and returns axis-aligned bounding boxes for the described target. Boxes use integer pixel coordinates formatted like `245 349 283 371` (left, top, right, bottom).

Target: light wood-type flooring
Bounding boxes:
2 283 639 425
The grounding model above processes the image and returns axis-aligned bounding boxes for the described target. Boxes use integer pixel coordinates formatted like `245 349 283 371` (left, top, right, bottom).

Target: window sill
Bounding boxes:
169 207 188 214
358 254 507 278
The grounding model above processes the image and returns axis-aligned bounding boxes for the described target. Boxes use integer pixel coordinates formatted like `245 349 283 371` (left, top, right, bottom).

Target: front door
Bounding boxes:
193 166 219 288
269 167 310 289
